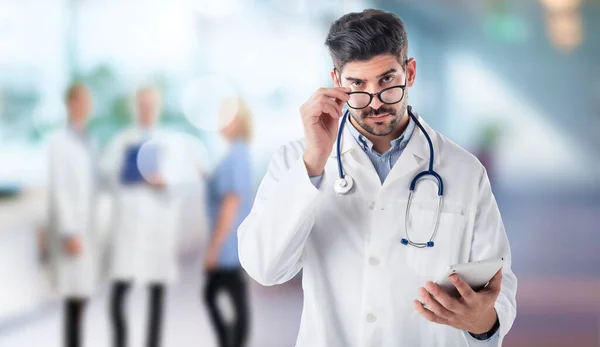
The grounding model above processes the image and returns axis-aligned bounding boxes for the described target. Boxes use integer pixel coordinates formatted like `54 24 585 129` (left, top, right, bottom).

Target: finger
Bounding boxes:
418 287 454 320
485 268 503 293
320 102 342 120
321 98 343 117
321 110 340 133
413 300 449 325
335 93 350 107
317 87 350 103
449 274 476 302
303 100 342 123
424 281 464 314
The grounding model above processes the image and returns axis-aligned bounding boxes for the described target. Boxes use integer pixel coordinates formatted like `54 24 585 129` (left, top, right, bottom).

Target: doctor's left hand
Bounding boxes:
414 269 502 335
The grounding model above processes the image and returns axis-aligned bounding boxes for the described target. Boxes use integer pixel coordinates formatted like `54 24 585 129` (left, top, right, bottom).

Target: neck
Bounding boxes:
69 120 86 134
350 112 409 154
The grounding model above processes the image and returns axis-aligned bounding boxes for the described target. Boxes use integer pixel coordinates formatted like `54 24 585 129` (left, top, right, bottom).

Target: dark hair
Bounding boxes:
325 9 408 71
64 82 86 103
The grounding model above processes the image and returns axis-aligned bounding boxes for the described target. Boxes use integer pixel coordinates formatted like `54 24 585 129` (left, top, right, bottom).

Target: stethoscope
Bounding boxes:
334 106 444 248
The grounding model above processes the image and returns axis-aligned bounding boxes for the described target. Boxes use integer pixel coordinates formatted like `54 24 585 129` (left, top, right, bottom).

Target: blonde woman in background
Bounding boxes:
203 98 254 347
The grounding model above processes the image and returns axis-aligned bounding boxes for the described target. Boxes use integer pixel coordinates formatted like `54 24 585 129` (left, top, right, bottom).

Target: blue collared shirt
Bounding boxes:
310 116 415 187
206 140 254 268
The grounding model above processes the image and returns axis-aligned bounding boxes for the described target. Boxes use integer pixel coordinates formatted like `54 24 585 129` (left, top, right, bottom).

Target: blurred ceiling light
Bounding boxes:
188 0 239 18
539 0 581 12
539 0 583 53
545 11 583 53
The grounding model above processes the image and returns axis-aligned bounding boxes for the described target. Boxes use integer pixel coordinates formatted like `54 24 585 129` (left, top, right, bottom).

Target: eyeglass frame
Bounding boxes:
333 66 408 110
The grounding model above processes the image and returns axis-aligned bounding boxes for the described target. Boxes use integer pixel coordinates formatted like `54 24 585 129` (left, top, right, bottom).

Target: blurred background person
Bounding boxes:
203 97 254 347
100 86 179 347
47 83 98 347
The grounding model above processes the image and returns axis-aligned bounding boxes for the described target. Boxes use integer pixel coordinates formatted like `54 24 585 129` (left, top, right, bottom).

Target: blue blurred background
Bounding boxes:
0 0 599 346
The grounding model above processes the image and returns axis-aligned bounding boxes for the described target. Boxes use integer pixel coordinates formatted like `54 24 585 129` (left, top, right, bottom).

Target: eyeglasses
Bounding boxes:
347 85 406 109
346 76 407 109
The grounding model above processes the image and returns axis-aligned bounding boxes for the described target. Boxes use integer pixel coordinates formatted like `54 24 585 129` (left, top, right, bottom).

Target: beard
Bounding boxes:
349 95 409 137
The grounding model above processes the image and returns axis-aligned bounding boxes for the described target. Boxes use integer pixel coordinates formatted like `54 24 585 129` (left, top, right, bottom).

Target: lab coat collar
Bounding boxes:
407 109 441 167
330 106 440 167
330 116 362 158
381 109 441 187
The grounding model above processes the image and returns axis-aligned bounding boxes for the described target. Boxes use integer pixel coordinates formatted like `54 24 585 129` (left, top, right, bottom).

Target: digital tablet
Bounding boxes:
434 257 504 298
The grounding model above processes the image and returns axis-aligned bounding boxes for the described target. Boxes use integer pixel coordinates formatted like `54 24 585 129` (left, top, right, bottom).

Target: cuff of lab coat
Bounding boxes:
495 301 515 343
269 155 323 218
462 303 512 346
59 230 80 239
462 329 500 345
278 156 322 197
57 222 80 236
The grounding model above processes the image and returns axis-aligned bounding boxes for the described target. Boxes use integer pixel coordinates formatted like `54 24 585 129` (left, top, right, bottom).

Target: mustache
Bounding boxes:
361 107 396 118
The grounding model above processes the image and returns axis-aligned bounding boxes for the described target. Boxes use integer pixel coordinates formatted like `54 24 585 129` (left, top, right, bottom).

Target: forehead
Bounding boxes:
69 87 90 102
340 54 403 79
138 90 159 102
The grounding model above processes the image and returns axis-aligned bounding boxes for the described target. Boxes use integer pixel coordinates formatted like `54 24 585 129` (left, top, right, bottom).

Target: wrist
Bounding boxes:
208 241 221 254
303 149 328 177
471 307 498 335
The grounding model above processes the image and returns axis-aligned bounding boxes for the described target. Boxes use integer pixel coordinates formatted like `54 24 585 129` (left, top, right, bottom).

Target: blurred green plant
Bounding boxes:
2 64 204 148
72 65 202 148
480 121 503 149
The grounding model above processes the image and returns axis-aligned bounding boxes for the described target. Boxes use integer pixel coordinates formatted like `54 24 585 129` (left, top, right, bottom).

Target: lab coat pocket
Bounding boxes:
403 201 467 280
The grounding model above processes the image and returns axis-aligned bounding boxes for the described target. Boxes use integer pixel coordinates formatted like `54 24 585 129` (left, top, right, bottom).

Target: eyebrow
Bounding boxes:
344 68 398 82
377 68 397 78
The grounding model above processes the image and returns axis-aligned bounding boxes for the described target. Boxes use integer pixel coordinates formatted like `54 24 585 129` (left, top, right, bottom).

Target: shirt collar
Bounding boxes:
68 125 88 142
346 114 415 154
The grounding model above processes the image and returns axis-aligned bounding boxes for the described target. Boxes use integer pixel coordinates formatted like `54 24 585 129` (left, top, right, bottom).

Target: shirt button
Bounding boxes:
380 157 385 162
368 201 375 210
368 256 379 266
366 313 377 323
400 142 407 149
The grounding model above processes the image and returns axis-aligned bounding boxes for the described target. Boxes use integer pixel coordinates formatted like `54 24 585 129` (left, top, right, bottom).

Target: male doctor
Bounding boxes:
47 83 98 347
238 9 517 347
101 87 179 347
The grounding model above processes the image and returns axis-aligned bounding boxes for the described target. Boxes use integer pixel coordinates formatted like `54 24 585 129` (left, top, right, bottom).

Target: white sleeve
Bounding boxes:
99 133 125 189
48 140 79 236
462 167 517 346
238 143 323 286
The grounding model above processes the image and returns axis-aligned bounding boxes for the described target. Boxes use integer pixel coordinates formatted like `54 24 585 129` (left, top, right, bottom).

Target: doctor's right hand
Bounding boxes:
63 236 82 257
300 87 350 177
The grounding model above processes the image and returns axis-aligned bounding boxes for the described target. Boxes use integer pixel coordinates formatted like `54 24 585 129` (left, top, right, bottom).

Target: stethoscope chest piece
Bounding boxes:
334 175 354 195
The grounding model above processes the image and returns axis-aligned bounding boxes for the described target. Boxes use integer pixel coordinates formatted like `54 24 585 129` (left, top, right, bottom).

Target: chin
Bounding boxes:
367 119 392 128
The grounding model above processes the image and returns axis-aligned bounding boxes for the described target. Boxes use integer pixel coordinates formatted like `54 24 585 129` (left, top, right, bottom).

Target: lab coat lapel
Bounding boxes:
331 117 380 181
383 114 439 188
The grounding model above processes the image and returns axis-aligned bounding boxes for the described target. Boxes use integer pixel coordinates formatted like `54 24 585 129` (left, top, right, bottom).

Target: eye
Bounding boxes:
381 75 394 83
351 81 363 87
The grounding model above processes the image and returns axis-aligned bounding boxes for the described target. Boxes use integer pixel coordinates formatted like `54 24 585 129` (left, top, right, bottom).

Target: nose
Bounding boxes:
369 93 384 110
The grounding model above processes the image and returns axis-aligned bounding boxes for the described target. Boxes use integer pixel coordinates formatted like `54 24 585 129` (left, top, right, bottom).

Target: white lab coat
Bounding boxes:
239 115 517 347
47 129 98 298
101 128 180 285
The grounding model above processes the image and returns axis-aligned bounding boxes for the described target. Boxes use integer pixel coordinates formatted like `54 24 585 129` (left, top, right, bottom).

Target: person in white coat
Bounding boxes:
101 86 179 347
238 9 517 347
47 83 98 347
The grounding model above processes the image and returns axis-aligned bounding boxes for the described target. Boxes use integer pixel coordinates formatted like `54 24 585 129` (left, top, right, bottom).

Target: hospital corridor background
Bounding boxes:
0 0 599 346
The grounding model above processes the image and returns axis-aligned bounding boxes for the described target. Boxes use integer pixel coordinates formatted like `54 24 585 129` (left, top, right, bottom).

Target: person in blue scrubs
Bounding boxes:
203 98 254 347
